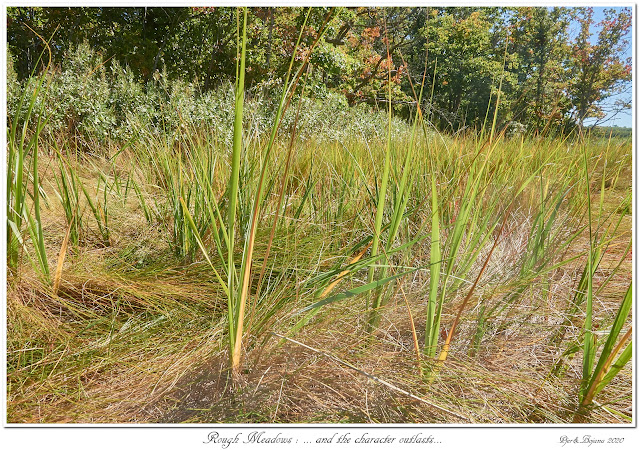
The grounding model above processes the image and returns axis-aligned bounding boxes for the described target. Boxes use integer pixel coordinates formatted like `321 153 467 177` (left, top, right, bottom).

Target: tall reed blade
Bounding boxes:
424 176 441 357
367 15 394 332
581 147 596 397
230 7 333 375
228 7 248 374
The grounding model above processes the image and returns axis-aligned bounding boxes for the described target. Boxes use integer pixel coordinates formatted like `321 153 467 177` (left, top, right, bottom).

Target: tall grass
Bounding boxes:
572 147 632 422
366 18 395 331
572 280 632 422
179 7 338 377
7 32 51 282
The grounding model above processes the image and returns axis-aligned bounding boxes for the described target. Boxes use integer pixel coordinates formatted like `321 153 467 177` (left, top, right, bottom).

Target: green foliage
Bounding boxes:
508 7 573 131
590 126 632 139
6 50 20 117
569 7 632 128
7 42 415 151
410 8 515 130
7 6 632 135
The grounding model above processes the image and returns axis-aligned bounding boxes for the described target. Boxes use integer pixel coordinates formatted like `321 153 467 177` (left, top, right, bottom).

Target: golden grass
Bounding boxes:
6 125 632 424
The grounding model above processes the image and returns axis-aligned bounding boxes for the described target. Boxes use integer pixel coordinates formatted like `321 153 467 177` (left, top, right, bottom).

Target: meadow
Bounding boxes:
6 11 633 424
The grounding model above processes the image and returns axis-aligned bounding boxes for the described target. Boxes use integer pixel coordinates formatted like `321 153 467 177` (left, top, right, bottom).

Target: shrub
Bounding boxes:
6 41 418 150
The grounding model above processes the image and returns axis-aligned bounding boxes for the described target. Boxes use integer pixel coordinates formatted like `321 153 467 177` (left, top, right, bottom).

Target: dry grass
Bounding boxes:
6 131 632 424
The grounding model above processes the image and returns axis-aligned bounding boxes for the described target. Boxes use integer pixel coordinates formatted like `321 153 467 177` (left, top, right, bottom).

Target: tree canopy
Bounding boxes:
7 6 632 134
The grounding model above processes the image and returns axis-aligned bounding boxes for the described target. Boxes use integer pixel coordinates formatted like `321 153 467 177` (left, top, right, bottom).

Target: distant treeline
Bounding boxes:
7 6 632 134
590 126 632 139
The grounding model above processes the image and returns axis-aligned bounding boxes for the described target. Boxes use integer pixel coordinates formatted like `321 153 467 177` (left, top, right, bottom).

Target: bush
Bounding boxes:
6 50 19 119
6 42 416 150
47 42 116 145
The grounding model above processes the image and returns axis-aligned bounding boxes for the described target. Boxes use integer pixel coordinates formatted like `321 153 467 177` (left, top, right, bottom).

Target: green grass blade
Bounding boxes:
597 341 632 397
584 283 632 402
367 16 395 328
226 7 248 359
179 197 229 299
425 176 441 357
581 148 595 398
301 269 418 314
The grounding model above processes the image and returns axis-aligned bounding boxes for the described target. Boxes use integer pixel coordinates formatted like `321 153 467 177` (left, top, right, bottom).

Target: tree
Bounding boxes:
569 7 632 129
7 7 193 81
407 7 515 131
507 7 573 132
